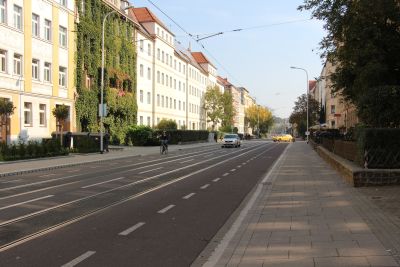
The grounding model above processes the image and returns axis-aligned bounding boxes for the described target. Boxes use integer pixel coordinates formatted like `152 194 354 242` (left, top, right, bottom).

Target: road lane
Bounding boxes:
0 142 287 266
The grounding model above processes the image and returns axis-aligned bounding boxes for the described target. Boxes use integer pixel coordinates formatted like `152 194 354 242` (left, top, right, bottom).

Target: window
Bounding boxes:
161 73 164 85
13 54 22 75
44 62 51 82
157 71 160 83
59 26 67 47
61 0 67 7
147 67 151 80
32 59 39 80
0 0 6 24
166 97 168 108
174 60 176 70
147 116 150 126
59 66 66 87
183 65 186 74
183 83 186 92
179 62 181 72
161 51 164 63
166 75 168 86
139 64 143 77
147 92 151 104
174 99 176 109
0 50 6 73
147 43 151 56
32 14 39 37
13 5 22 30
44 19 51 41
331 105 336 114
183 102 185 111
179 101 181 110
139 39 143 52
174 79 176 89
39 104 46 126
157 48 160 60
157 94 160 106
170 98 172 109
161 96 164 107
24 102 32 126
170 56 172 67
139 90 143 103
166 53 168 65
139 116 143 125
179 81 181 91
157 27 159 36
170 77 172 88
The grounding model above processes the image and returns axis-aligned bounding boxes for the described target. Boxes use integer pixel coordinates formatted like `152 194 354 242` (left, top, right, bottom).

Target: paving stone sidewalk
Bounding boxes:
201 142 400 267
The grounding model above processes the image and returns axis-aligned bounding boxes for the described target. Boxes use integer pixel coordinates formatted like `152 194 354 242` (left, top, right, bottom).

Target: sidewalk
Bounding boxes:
198 142 400 267
0 142 217 177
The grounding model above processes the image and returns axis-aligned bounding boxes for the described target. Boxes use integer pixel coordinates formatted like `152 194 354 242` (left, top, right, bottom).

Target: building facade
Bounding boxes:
0 0 76 143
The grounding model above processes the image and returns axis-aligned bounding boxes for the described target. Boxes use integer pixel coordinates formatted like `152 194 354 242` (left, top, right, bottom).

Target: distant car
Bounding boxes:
221 134 241 148
273 134 294 142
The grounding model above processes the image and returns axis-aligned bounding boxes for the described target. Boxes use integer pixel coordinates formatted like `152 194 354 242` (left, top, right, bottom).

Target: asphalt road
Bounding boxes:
0 141 287 266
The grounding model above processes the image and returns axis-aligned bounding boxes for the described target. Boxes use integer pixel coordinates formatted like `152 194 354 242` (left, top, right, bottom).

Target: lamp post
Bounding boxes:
100 0 133 153
290 66 309 143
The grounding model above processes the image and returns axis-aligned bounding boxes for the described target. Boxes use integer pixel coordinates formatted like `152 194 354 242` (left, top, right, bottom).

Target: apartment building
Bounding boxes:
239 87 255 134
0 0 76 143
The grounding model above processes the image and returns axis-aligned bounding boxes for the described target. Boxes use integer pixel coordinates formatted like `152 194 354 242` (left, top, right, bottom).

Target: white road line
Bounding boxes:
230 169 236 172
222 173 229 177
180 159 194 164
0 195 54 211
183 193 196 199
119 222 145 236
158 204 175 214
39 174 56 178
139 167 163 174
61 251 96 267
212 178 221 182
200 184 210 189
1 179 21 184
237 165 242 168
81 177 125 189
67 169 80 173
0 174 80 192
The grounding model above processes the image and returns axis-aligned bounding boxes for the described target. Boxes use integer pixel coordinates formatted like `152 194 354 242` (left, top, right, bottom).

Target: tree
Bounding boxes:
245 105 273 135
203 86 224 131
289 94 320 137
0 99 15 145
299 0 400 127
156 119 177 130
220 91 235 128
52 105 69 146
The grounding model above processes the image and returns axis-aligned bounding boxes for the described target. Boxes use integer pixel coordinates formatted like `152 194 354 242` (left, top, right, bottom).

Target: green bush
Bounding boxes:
127 125 154 146
156 119 178 130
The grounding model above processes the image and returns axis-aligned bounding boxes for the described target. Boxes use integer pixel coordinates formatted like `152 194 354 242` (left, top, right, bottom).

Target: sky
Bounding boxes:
128 0 326 118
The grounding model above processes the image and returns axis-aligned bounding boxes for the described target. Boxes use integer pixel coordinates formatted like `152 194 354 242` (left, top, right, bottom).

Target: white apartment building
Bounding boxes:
0 0 76 143
131 7 210 130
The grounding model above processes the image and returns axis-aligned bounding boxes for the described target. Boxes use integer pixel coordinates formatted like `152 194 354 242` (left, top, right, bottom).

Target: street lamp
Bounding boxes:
100 0 133 153
290 66 309 143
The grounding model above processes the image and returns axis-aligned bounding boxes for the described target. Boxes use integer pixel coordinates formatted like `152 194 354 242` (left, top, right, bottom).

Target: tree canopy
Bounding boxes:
245 105 273 135
289 94 320 136
203 86 224 130
299 0 400 127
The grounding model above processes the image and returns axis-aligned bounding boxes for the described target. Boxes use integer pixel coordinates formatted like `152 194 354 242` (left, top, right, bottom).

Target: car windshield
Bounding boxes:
224 135 237 139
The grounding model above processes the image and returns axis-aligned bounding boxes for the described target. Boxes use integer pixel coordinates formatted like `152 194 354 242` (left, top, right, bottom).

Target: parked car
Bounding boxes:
273 134 294 142
221 134 241 148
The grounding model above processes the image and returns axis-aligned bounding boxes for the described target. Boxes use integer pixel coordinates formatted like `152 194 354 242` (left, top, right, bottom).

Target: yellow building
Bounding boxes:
0 0 76 143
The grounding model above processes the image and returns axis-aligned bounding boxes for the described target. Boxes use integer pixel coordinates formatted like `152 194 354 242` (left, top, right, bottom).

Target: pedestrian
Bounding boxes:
104 130 110 153
214 132 218 143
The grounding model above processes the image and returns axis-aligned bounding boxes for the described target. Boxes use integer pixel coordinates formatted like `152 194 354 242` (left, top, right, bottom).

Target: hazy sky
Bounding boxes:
129 0 326 118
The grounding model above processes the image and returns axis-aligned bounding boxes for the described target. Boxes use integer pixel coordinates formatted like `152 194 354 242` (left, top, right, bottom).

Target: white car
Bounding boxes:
221 134 241 148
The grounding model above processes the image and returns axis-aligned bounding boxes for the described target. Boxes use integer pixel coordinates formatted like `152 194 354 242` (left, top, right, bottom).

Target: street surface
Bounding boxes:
0 141 287 266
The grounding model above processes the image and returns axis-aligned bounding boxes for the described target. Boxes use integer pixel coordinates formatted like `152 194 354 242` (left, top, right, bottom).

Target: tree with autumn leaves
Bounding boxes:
245 105 273 136
203 86 235 131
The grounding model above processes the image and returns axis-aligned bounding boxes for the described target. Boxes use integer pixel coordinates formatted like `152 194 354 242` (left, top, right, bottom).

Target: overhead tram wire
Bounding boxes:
145 0 244 86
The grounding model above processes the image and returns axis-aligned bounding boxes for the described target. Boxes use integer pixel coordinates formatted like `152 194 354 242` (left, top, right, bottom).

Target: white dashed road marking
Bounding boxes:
230 169 236 172
222 173 229 177
61 251 96 267
0 195 54 211
119 222 145 236
81 177 125 189
200 184 210 189
212 178 221 182
158 204 175 214
139 167 163 174
183 193 196 199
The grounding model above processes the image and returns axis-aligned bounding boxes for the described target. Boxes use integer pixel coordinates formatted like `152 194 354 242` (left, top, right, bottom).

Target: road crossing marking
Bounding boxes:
222 173 229 177
119 222 145 236
212 178 221 182
158 204 175 214
200 184 210 189
0 195 54 211
183 193 196 199
81 177 125 189
61 251 96 267
139 167 163 174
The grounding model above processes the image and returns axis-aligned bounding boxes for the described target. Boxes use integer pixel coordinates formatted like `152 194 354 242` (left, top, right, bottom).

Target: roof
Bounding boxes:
191 52 216 69
309 80 317 91
127 9 152 39
132 7 174 36
217 76 233 87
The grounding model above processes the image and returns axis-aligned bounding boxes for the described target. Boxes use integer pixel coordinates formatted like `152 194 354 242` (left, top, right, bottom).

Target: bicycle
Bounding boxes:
160 141 168 155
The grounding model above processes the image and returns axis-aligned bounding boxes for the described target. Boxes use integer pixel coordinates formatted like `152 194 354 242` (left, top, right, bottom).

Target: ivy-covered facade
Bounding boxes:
75 0 137 144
